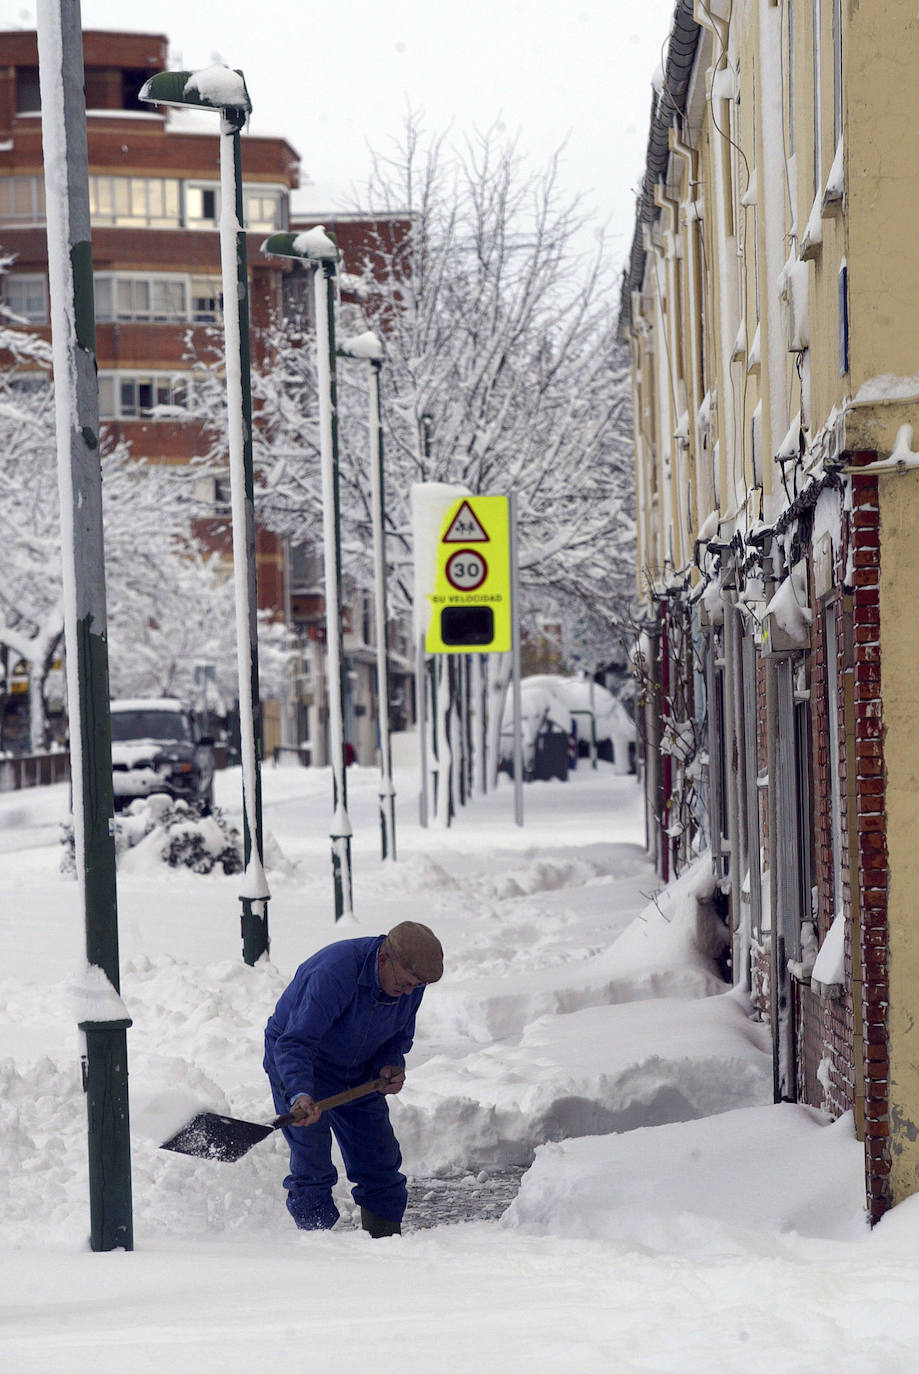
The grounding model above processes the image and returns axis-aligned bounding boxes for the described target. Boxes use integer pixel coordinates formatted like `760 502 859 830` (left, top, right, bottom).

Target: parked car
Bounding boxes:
110 698 215 811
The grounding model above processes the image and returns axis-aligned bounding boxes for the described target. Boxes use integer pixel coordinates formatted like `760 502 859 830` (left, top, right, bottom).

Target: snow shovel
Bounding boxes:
160 1077 385 1163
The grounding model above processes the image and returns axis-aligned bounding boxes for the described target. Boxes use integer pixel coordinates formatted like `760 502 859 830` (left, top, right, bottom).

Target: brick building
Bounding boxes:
0 28 413 763
622 0 919 1221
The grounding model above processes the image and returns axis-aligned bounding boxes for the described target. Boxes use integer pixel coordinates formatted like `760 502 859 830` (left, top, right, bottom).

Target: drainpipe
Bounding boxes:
721 580 744 983
694 0 739 509
659 596 672 883
654 183 691 570
644 229 676 568
726 590 751 987
761 537 786 1100
669 128 706 513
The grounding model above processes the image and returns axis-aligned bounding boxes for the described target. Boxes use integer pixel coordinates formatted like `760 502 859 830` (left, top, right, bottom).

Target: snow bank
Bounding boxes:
505 1103 868 1252
398 990 772 1173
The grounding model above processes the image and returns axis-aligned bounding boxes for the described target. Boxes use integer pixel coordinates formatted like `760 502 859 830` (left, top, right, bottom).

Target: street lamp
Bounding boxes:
261 228 353 919
339 331 397 861
139 66 270 963
38 0 132 1253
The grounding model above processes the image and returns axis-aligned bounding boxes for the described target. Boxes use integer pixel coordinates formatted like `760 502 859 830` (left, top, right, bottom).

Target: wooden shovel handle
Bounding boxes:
272 1076 384 1128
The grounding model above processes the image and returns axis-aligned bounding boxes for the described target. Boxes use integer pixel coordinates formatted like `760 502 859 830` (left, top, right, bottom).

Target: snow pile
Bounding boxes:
812 910 846 988
71 962 131 1024
765 562 812 643
291 225 338 260
505 1104 867 1251
6 758 919 1372
60 795 243 877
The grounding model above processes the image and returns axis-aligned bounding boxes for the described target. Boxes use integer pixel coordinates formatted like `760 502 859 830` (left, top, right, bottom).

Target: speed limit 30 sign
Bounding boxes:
445 548 488 592
425 495 511 653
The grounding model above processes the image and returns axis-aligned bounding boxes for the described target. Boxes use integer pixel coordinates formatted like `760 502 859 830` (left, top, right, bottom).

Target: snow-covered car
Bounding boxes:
522 675 637 774
500 675 637 777
110 699 215 811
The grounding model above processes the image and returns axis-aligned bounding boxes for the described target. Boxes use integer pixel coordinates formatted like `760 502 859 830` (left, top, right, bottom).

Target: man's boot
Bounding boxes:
360 1206 402 1238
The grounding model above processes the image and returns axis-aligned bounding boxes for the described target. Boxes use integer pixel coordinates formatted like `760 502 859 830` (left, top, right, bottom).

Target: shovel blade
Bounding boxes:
161 1111 275 1163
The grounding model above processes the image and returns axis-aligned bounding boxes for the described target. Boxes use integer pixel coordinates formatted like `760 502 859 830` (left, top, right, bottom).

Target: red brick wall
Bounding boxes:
784 468 889 1219
799 541 856 1120
846 466 890 1222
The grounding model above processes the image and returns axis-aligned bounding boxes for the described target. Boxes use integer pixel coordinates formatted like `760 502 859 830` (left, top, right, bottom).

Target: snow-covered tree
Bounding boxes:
184 119 635 635
170 123 637 819
348 119 636 629
0 251 275 750
105 542 292 709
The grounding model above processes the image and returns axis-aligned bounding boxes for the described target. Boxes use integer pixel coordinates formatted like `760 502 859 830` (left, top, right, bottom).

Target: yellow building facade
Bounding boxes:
622 0 919 1219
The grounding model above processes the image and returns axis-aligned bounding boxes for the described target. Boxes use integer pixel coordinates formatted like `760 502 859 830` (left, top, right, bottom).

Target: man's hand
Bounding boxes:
378 1065 406 1095
289 1094 322 1127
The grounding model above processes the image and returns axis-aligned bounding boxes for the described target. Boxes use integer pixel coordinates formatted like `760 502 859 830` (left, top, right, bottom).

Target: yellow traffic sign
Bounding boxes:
425 495 511 653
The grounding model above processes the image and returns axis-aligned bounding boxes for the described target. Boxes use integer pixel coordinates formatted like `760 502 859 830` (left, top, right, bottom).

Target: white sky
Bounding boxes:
2 0 677 272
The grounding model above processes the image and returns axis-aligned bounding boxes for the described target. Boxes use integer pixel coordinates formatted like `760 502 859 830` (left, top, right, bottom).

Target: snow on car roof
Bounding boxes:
110 698 190 713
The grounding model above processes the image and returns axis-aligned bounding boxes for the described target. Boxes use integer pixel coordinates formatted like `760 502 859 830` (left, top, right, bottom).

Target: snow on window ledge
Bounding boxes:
799 192 823 262
821 139 845 219
811 910 846 999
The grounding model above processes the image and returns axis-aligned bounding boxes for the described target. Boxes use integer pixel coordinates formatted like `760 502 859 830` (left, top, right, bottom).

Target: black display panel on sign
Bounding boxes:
440 605 495 646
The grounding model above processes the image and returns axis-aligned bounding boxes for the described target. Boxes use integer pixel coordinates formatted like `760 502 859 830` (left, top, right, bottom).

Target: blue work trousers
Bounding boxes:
268 1072 406 1230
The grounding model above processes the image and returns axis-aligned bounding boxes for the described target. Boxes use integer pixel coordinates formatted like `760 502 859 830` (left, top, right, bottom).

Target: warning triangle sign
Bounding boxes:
442 499 489 543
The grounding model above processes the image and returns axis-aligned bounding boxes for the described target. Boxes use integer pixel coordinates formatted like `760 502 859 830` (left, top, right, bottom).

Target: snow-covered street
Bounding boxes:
3 751 919 1372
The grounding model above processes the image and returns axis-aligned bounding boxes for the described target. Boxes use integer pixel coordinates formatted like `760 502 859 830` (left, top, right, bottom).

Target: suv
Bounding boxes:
110 698 215 811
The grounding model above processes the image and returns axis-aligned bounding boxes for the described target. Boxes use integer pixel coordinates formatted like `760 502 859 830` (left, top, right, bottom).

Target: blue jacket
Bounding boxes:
263 934 424 1107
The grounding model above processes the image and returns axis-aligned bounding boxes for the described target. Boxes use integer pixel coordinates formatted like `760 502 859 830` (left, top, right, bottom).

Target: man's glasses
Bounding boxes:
389 953 425 992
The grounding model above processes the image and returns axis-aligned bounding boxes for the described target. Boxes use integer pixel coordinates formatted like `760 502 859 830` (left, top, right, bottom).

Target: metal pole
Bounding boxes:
476 654 488 796
37 0 132 1251
369 359 397 859
416 632 429 827
314 259 353 918
429 656 442 822
509 492 524 826
589 673 598 769
218 109 269 962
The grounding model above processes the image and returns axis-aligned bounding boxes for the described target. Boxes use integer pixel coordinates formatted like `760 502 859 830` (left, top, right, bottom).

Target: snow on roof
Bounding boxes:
110 697 189 713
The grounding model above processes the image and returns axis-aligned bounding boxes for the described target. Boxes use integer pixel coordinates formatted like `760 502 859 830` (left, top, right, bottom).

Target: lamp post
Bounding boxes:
38 0 132 1253
262 229 353 918
339 331 397 861
139 66 270 962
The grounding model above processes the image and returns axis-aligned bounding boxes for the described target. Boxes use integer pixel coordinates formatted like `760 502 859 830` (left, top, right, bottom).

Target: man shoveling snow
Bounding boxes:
263 921 444 1237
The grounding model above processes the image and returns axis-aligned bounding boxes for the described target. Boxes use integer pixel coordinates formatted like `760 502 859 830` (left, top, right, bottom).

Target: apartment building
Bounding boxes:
621 0 919 1220
0 28 412 764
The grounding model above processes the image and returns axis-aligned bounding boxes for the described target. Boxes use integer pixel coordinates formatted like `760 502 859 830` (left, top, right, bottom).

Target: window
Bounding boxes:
191 276 223 323
824 604 844 916
89 175 181 227
187 183 285 231
838 263 849 376
741 631 764 939
1 274 47 324
95 274 187 323
16 66 41 113
186 185 219 227
0 175 45 222
98 372 189 419
244 188 285 232
776 655 814 965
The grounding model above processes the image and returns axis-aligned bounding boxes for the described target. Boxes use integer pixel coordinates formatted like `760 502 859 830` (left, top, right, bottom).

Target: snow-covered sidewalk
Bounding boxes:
2 751 919 1372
